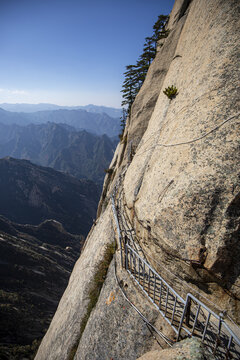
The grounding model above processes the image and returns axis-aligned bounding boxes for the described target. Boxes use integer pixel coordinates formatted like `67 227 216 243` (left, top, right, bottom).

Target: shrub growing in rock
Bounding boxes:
163 85 178 99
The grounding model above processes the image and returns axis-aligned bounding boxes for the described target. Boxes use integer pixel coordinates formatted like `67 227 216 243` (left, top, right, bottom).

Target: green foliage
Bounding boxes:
0 339 41 360
81 242 116 334
67 340 79 360
68 242 116 359
163 85 178 99
121 14 169 116
118 108 128 140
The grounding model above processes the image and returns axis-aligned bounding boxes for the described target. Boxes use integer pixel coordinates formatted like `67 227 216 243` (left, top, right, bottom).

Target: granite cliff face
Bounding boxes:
36 0 240 359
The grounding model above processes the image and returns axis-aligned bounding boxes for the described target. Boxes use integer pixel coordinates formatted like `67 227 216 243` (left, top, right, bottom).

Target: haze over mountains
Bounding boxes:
0 103 122 118
0 122 117 184
0 103 120 357
0 108 120 137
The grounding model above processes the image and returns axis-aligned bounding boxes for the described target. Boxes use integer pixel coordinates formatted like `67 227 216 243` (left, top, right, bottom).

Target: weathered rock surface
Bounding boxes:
36 0 240 359
75 252 175 360
35 205 116 360
137 338 215 360
122 0 240 319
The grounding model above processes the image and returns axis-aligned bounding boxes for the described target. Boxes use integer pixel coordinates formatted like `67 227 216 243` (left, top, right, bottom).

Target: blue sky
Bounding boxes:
0 0 174 107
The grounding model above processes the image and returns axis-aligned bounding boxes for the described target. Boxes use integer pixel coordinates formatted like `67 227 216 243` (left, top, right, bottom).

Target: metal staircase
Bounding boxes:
111 194 240 360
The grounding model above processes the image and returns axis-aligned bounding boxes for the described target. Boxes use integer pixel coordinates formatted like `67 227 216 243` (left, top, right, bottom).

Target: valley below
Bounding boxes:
0 104 120 359
0 216 83 360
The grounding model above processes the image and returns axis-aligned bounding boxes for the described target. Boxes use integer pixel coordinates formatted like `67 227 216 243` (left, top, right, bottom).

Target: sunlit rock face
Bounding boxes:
122 0 240 319
36 0 240 359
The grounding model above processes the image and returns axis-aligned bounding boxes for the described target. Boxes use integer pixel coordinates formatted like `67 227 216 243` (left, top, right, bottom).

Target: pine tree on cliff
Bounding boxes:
140 36 156 67
121 65 138 115
120 14 169 125
119 108 127 140
152 14 169 47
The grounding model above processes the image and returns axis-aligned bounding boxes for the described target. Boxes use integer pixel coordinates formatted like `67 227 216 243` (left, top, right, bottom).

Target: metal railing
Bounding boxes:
177 293 240 360
125 244 187 334
111 195 240 359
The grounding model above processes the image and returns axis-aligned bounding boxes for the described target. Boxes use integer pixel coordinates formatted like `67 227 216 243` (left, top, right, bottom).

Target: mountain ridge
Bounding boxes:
0 103 121 118
35 0 240 359
0 122 117 184
0 157 99 235
0 107 120 137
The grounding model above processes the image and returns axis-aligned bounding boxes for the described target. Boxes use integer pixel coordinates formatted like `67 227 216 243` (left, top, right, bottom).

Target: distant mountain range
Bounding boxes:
0 103 121 119
0 104 119 358
0 156 99 358
0 107 121 137
0 122 117 184
0 157 99 235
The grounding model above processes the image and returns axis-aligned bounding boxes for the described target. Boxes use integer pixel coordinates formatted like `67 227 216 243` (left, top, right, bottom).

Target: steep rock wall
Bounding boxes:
36 0 240 359
122 0 240 319
101 0 240 319
35 205 115 360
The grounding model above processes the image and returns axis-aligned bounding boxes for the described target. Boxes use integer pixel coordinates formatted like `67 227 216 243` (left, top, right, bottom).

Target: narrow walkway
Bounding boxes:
111 193 240 360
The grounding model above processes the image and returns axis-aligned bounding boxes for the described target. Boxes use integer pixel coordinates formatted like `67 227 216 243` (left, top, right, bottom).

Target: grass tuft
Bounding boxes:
67 242 116 360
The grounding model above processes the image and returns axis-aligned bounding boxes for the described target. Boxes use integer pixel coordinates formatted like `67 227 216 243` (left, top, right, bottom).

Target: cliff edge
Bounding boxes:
36 0 240 359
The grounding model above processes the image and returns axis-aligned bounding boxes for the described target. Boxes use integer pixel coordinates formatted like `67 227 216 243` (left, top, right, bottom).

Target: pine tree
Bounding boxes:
152 15 169 47
121 65 138 115
140 36 156 66
120 14 169 122
119 108 127 140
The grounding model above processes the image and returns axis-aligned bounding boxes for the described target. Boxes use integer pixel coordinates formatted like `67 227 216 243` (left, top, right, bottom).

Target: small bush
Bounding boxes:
163 85 178 100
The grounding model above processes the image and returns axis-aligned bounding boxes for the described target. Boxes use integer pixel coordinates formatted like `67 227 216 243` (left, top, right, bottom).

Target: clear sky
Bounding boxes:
0 0 174 107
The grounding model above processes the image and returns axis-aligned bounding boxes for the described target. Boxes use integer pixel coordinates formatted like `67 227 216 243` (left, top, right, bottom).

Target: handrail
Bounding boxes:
111 196 123 267
111 194 240 359
126 243 185 304
184 294 240 347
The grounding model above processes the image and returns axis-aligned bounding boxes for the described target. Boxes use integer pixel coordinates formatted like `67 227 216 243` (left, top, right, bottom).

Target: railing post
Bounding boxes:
138 258 141 283
111 197 240 358
171 296 177 325
111 195 123 267
148 268 151 295
177 295 189 341
191 304 201 336
153 274 156 303
130 247 132 271
125 238 128 270
213 313 223 355
143 263 146 289
185 297 191 327
133 252 136 276
165 287 169 316
202 313 211 341
159 280 162 310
